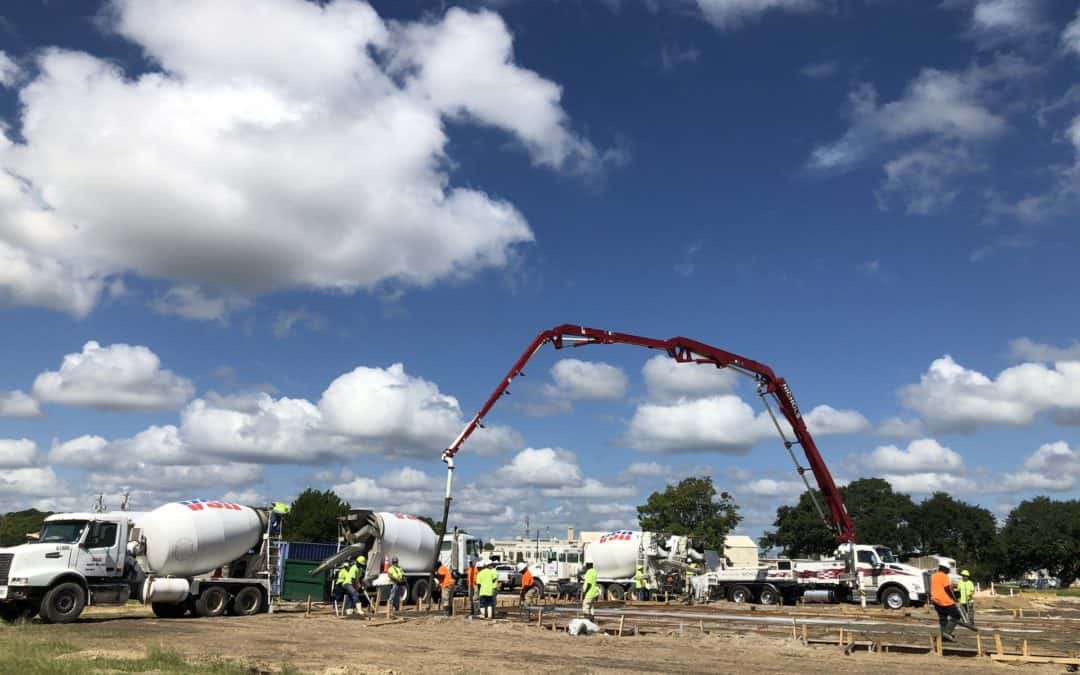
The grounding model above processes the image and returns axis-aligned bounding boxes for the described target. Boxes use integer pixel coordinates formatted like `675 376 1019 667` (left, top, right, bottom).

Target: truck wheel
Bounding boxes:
757 585 780 606
230 586 264 616
729 585 752 604
40 582 86 624
410 578 431 604
151 602 186 618
605 584 625 601
880 586 907 610
194 586 229 617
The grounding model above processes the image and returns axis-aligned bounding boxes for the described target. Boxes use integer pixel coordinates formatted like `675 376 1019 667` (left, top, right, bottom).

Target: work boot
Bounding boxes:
942 632 957 643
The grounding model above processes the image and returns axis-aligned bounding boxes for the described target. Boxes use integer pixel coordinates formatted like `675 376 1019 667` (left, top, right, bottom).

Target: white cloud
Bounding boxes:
956 0 1048 45
0 51 18 87
0 390 42 418
801 60 837 79
810 63 1013 171
741 478 805 498
877 416 925 439
32 341 194 410
641 355 738 403
272 307 327 339
319 363 520 457
1009 337 1080 363
0 439 39 468
875 144 983 214
621 461 671 479
0 467 62 498
860 438 965 475
181 393 329 463
660 44 700 72
539 478 636 499
803 405 871 436
51 426 193 469
1064 9 1080 56
882 472 977 495
151 286 250 322
0 1 609 317
623 394 773 453
995 441 1080 493
495 447 582 487
88 462 263 492
694 0 820 30
900 355 1080 432
547 359 629 401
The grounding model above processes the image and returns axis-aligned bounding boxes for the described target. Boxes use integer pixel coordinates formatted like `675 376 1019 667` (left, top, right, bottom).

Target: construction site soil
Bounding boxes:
6 593 1079 674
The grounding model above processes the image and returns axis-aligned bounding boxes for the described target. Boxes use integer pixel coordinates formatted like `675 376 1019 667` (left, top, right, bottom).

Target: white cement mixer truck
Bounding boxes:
584 530 704 600
312 510 481 603
0 499 282 623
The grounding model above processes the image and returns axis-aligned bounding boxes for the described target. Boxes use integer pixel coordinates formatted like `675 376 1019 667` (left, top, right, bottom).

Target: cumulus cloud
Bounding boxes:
1009 337 1080 363
1065 9 1080 56
623 395 774 453
803 405 871 436
0 390 42 418
740 478 805 498
948 0 1050 45
272 307 327 339
875 144 984 214
0 439 39 468
694 0 820 30
859 438 965 475
620 461 672 479
0 51 18 87
495 447 582 487
0 467 63 498
641 355 738 403
900 355 1080 432
32 341 194 410
995 441 1080 492
150 286 251 322
0 1 610 317
877 416 925 439
88 462 263 493
547 359 629 401
883 472 977 495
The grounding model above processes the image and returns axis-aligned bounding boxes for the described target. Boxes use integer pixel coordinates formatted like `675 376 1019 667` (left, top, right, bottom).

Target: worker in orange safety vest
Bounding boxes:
517 562 535 606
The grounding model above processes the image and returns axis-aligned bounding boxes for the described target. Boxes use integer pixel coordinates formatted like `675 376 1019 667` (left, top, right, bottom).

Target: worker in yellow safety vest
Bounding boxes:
476 560 499 619
957 569 976 626
581 562 599 620
634 565 648 602
336 560 360 616
387 557 406 611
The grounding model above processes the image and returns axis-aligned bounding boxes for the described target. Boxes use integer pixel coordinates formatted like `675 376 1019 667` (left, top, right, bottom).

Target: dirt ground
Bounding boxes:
7 597 1076 675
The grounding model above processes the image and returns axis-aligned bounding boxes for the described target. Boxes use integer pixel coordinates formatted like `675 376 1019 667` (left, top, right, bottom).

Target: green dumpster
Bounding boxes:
280 560 329 602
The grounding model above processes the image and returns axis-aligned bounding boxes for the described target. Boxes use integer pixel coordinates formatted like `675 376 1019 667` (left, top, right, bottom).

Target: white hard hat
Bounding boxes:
516 562 526 572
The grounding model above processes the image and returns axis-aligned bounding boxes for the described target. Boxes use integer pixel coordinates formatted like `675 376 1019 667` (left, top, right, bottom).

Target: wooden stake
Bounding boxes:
699 620 704 635
936 633 943 656
791 617 797 640
801 623 807 644
976 632 983 657
386 597 391 619
839 627 844 646
305 594 312 618
994 632 1003 656
618 615 625 637
551 617 556 631
1019 608 1024 619
537 608 543 628
1022 639 1029 657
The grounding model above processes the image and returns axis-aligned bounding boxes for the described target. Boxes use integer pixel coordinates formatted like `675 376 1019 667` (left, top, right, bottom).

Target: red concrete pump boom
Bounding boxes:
429 325 855 587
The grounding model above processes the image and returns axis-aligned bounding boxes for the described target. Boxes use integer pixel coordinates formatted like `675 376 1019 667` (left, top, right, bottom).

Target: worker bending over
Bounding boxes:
477 560 499 619
436 561 455 614
517 562 535 606
931 564 962 641
581 562 599 620
957 569 976 626
387 556 406 612
336 561 360 616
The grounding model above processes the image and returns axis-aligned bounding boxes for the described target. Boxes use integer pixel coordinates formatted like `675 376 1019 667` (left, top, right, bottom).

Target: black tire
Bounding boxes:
40 582 86 624
410 578 430 604
729 585 752 604
758 585 780 606
0 602 34 623
230 586 264 616
151 602 187 618
194 586 229 617
880 586 907 610
605 584 625 601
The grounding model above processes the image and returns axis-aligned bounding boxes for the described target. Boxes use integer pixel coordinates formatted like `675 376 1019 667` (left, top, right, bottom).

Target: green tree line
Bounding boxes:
761 478 1080 586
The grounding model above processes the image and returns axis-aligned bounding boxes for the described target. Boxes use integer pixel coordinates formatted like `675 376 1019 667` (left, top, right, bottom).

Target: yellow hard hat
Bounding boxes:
961 569 970 577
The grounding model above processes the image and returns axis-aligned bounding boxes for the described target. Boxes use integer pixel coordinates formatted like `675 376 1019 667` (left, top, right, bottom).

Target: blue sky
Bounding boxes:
1 0 1079 543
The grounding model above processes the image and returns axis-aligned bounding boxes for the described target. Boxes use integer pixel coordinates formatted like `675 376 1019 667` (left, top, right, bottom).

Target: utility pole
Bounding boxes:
524 515 530 540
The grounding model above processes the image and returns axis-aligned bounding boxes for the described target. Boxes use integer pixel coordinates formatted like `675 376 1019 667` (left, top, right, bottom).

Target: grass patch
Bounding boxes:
0 623 299 674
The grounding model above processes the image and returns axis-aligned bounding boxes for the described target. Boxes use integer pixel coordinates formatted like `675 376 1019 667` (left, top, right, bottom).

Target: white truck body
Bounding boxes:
699 543 928 609
0 499 280 624
488 538 584 594
313 510 481 603
584 530 704 600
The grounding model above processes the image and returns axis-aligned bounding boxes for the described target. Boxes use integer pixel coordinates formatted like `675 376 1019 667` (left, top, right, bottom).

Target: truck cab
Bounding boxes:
0 512 136 623
841 543 927 609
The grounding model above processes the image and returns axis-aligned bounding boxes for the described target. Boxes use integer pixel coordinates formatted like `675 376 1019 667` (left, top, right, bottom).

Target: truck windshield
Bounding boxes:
40 521 88 544
874 547 897 563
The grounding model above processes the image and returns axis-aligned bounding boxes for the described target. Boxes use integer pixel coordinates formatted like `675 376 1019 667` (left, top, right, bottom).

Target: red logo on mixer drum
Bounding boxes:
599 530 634 543
179 499 242 512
